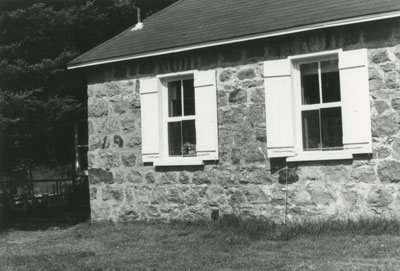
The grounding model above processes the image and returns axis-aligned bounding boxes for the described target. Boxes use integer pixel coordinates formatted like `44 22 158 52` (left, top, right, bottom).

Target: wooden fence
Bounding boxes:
0 171 89 226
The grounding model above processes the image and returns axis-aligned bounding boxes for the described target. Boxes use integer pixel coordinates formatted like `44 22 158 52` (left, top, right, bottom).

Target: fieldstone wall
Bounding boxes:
86 18 400 222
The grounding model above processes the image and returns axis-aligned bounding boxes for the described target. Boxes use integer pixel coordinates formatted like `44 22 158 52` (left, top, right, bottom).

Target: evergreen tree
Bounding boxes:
0 0 177 172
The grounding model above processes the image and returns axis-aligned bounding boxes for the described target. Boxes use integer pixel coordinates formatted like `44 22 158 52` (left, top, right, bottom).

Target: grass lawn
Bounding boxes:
1 220 400 271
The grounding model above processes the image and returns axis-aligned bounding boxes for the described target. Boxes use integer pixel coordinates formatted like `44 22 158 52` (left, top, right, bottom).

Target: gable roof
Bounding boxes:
68 0 400 69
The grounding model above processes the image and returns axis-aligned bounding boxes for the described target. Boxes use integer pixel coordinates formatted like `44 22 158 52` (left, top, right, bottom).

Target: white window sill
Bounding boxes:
286 151 353 162
153 157 204 167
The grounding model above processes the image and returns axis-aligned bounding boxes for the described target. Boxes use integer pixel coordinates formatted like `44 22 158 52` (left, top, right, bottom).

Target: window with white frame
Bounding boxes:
139 70 219 166
264 49 372 162
297 57 343 151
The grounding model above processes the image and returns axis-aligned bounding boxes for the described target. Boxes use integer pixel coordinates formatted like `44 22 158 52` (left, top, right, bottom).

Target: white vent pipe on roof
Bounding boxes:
131 6 143 31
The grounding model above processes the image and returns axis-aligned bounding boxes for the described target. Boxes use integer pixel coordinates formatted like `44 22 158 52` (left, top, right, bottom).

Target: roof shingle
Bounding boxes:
69 0 400 67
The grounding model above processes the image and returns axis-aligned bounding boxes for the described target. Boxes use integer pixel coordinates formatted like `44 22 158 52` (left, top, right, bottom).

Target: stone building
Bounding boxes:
68 0 400 222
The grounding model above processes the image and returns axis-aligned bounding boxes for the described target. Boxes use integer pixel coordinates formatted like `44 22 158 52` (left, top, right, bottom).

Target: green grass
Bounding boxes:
2 217 400 270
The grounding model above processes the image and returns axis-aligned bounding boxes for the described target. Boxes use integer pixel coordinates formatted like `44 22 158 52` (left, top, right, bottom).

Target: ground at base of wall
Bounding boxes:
2 218 400 270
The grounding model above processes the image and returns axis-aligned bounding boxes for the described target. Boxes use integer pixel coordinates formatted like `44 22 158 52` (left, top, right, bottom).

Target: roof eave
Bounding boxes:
67 10 400 70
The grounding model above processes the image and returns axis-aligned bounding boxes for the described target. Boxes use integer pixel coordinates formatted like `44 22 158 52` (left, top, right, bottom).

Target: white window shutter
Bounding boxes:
194 70 219 160
263 59 295 158
339 49 372 154
140 78 160 163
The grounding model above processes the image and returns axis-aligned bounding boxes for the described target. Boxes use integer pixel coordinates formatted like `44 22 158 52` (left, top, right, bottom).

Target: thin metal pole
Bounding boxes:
137 7 141 23
284 166 289 226
73 121 79 193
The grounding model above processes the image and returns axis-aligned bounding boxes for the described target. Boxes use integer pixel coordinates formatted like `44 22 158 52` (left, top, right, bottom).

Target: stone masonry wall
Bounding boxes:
86 18 400 222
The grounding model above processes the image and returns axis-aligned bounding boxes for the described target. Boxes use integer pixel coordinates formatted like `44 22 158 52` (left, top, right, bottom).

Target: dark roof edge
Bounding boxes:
68 10 400 70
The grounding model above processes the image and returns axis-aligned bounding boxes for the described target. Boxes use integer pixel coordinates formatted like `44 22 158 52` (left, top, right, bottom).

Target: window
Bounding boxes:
167 78 197 156
299 58 343 151
139 70 219 166
264 49 372 162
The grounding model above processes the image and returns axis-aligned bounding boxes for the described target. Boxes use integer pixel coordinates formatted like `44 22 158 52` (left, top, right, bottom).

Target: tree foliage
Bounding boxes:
0 0 177 171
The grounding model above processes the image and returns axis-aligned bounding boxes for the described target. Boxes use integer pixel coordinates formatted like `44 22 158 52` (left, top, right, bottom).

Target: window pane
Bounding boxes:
182 120 196 156
168 122 182 156
301 62 320 105
302 110 321 150
321 60 341 103
321 107 343 149
183 79 195 116
168 81 182 117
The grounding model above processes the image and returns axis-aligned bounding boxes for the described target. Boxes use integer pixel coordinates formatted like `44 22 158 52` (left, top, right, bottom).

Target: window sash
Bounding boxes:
164 77 197 158
293 55 344 154
300 59 341 106
300 101 342 111
301 107 343 151
168 120 197 157
167 115 196 122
